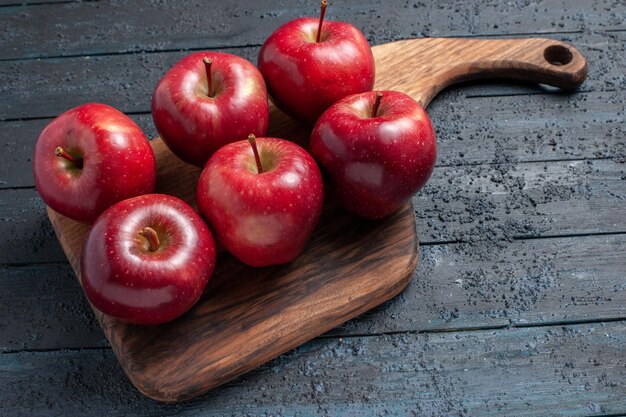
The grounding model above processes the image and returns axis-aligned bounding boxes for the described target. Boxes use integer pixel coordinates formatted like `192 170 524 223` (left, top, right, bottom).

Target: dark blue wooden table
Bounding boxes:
1 1 625 415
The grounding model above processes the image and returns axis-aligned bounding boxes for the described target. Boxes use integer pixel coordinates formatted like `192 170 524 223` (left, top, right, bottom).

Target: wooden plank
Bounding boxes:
0 188 65 264
1 321 624 416
337 233 626 335
430 90 626 167
3 233 625 351
416 158 626 243
0 264 106 352
3 89 624 189
0 47 254 120
2 158 624 263
1 31 622 121
0 1 71 5
0 0 622 60
463 1 625 34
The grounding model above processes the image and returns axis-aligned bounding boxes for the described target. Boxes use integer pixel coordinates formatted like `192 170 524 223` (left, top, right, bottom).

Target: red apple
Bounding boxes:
196 135 323 267
310 91 436 219
81 194 217 325
33 103 156 224
152 51 269 167
258 1 375 125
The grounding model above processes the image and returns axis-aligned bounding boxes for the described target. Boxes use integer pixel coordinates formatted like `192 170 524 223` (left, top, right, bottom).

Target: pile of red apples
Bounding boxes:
33 2 436 325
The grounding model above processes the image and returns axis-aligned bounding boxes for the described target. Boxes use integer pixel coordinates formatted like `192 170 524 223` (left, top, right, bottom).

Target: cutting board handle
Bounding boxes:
374 38 588 107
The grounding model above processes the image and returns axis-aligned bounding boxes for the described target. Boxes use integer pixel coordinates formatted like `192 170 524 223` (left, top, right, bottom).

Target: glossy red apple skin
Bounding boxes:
81 194 217 325
33 103 156 224
152 51 269 167
258 17 375 125
196 137 324 267
310 91 437 219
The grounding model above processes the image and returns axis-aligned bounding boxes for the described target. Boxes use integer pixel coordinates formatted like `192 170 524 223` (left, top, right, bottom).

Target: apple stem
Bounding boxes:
203 57 214 98
139 227 160 252
55 146 83 167
372 92 383 118
316 0 328 42
248 134 264 174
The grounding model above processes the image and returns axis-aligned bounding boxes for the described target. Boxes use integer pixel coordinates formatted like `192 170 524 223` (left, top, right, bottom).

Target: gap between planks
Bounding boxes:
4 318 626 355
0 0 74 7
0 87 613 124
0 30 592 63
3 228 626 269
2 320 624 416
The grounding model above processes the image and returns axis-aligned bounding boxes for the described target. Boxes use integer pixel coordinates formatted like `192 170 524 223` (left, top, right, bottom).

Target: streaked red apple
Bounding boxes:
196 135 323 267
81 194 217 325
152 51 269 167
310 90 436 219
33 103 156 224
258 1 375 125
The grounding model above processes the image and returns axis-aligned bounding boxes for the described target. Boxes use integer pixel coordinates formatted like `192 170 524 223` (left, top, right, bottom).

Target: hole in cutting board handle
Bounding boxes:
543 45 573 66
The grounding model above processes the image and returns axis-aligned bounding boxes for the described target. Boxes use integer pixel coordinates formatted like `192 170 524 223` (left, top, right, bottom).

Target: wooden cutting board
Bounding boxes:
48 37 587 402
